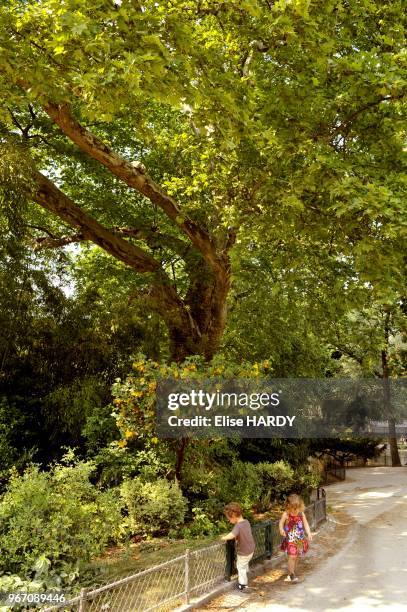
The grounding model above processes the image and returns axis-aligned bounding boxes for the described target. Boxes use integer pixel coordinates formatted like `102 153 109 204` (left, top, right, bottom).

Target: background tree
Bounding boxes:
326 300 406 466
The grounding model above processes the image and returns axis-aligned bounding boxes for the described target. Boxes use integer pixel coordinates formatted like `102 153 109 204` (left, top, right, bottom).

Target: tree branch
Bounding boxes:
32 170 162 274
42 101 226 274
34 224 196 263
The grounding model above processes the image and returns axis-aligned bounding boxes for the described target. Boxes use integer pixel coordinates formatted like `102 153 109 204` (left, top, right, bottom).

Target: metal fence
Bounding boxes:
322 459 346 484
346 449 407 467
44 498 326 612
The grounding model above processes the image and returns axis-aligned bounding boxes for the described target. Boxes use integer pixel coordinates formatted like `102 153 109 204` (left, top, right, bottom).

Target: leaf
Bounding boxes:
32 554 51 574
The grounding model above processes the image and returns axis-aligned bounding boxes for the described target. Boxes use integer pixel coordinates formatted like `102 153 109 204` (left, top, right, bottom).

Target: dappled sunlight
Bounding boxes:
358 491 395 498
209 468 407 611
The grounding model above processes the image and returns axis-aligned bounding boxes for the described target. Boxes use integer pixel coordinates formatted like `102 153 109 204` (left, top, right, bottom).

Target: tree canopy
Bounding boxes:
0 0 405 362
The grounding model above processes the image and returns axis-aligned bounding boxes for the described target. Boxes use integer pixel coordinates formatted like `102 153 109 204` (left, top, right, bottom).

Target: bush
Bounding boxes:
92 443 174 488
255 460 321 510
121 477 187 535
210 461 263 513
182 507 219 538
81 404 120 455
0 454 122 586
289 467 321 504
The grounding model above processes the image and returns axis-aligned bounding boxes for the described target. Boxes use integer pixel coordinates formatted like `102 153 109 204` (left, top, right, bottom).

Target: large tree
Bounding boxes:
0 0 405 361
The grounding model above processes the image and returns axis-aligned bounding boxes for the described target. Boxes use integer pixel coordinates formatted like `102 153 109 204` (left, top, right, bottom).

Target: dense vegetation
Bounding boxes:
0 0 405 594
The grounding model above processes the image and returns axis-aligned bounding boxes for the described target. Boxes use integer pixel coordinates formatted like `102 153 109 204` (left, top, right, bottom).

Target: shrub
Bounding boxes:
120 477 187 535
0 454 122 586
289 467 321 504
210 461 263 513
92 443 174 488
185 507 219 538
255 460 322 510
81 404 120 455
254 460 294 511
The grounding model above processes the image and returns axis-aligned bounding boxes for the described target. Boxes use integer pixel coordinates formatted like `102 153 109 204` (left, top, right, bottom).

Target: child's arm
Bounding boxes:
220 531 236 542
278 511 287 537
302 512 313 541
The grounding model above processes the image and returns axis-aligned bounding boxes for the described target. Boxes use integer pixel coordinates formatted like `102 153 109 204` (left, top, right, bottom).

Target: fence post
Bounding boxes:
265 522 273 559
185 548 190 604
225 540 235 581
312 501 317 530
78 588 88 612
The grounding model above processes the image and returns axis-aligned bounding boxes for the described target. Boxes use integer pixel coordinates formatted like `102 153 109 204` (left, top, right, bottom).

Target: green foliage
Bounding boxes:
252 460 320 510
327 301 407 378
209 461 263 513
188 507 219 537
120 477 187 536
81 404 120 455
311 438 385 464
287 467 322 505
0 0 405 569
92 443 174 488
0 454 122 586
0 574 49 606
43 376 108 443
0 0 404 357
256 460 295 501
178 507 220 539
0 397 36 489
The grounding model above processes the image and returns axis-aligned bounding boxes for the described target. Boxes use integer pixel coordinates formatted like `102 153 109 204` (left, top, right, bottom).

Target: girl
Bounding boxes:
279 493 312 582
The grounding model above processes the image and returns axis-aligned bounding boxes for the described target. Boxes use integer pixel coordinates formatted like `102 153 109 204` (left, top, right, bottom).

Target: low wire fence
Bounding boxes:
44 497 326 612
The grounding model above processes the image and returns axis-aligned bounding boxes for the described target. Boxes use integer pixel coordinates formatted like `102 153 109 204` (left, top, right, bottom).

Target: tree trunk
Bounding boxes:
175 438 188 482
166 258 231 363
381 330 401 467
387 417 401 467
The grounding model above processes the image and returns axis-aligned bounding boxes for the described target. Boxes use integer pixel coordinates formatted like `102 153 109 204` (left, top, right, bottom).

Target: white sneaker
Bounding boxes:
284 574 298 582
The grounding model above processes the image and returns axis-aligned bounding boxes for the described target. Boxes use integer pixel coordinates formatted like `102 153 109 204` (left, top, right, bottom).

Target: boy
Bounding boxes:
221 502 255 591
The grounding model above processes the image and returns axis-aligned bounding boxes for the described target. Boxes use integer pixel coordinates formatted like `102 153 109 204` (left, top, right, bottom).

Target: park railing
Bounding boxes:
345 454 392 467
322 458 346 484
43 497 327 612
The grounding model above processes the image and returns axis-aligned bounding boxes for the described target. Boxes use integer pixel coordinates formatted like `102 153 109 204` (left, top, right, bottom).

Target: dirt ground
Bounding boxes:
196 467 407 612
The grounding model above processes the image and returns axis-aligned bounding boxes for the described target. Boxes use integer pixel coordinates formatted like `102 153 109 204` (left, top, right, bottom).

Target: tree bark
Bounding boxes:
175 438 188 482
34 171 160 273
178 256 231 362
382 312 401 467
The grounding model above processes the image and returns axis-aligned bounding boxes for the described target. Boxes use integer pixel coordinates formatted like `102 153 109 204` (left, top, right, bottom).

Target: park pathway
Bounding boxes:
198 467 407 611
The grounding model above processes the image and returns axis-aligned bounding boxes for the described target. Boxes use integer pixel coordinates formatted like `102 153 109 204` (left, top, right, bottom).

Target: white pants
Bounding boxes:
236 552 253 586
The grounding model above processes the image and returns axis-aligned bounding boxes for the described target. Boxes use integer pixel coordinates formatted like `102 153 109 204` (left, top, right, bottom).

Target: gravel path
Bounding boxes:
197 467 407 611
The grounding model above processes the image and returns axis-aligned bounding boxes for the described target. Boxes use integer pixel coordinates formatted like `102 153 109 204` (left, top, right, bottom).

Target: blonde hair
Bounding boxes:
285 493 305 514
224 502 242 518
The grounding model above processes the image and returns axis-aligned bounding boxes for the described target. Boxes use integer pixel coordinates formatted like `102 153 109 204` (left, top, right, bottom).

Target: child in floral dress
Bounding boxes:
279 494 312 582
